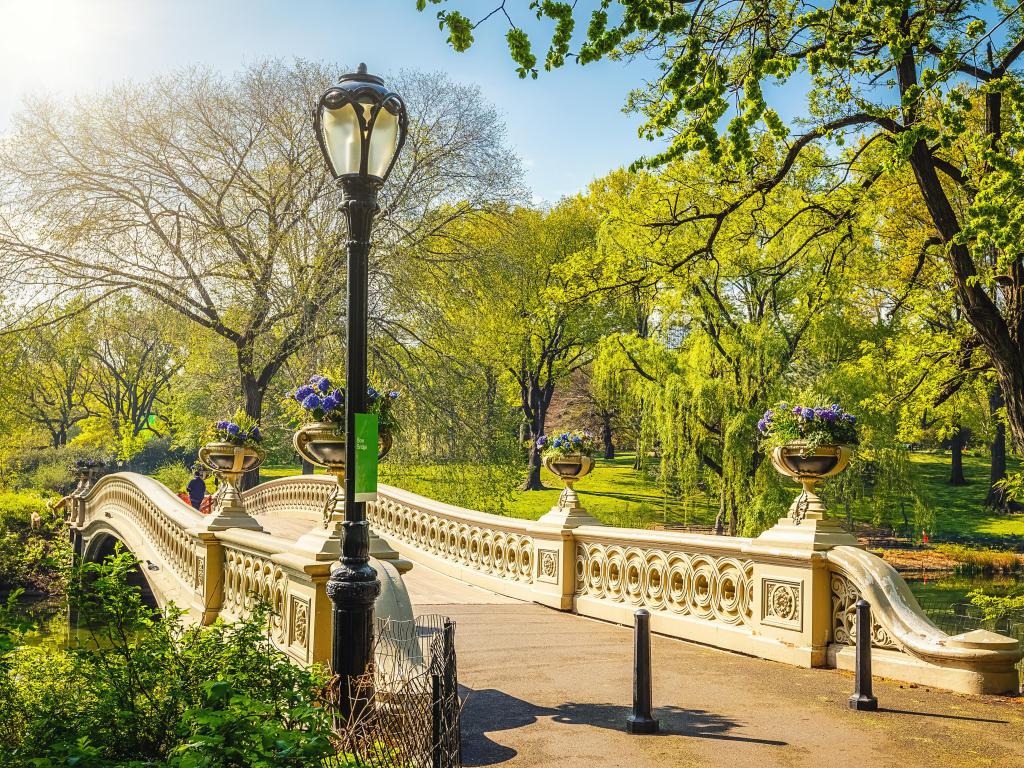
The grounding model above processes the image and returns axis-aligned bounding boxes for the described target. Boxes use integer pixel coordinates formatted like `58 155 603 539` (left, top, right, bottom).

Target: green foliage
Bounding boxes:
0 490 69 595
968 585 1024 622
0 551 336 767
152 463 195 494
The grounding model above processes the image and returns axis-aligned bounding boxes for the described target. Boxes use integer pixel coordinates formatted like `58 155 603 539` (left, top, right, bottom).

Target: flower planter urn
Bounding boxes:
197 442 265 532
538 453 600 529
770 441 852 524
291 422 405 567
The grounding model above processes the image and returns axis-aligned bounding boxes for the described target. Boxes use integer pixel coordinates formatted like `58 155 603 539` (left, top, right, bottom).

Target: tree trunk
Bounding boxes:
301 458 315 475
520 382 550 491
986 385 1011 509
240 372 264 491
601 412 615 459
949 427 967 486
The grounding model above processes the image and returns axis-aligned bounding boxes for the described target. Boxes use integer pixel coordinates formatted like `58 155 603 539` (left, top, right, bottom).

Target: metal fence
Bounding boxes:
331 614 461 768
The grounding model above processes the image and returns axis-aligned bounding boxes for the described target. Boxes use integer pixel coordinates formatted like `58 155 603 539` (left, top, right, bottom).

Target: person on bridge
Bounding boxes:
186 469 207 511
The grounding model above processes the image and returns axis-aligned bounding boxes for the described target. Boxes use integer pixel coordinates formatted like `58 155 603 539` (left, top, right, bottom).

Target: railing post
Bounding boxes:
626 608 659 734
848 598 878 711
431 671 443 768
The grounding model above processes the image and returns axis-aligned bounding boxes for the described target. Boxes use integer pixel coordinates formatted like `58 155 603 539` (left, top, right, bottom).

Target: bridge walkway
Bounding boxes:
403 563 1024 768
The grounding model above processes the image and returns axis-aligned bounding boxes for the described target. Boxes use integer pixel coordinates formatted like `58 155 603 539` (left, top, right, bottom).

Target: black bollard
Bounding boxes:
848 598 878 711
626 608 660 734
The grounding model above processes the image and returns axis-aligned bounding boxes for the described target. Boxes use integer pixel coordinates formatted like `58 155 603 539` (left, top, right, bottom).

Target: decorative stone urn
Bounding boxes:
292 421 406 569
748 441 859 553
538 453 600 529
197 442 265 532
770 441 851 524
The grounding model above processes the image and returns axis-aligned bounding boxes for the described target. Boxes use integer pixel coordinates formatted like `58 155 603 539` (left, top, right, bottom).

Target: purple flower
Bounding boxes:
308 374 324 385
388 390 400 399
321 394 339 411
821 410 838 422
801 407 815 420
792 406 802 415
757 419 767 434
295 385 314 402
316 377 331 393
302 393 322 410
215 420 228 430
226 423 240 435
536 435 547 448
844 414 856 424
251 426 261 440
237 431 248 440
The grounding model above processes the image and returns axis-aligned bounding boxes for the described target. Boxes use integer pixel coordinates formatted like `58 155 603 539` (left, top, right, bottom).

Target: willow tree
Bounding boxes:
0 61 520 485
590 148 863 534
419 0 1024 455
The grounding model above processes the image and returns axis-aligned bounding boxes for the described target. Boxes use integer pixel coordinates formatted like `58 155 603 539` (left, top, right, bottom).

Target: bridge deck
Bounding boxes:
403 564 1024 768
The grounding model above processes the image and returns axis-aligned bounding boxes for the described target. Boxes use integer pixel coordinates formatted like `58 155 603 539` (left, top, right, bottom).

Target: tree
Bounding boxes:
0 311 93 447
86 299 180 456
419 0 1024 455
396 200 623 490
0 61 521 486
587 149 862 534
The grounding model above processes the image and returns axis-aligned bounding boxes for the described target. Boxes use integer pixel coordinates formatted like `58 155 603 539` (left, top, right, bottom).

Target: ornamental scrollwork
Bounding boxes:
574 542 754 627
831 573 900 651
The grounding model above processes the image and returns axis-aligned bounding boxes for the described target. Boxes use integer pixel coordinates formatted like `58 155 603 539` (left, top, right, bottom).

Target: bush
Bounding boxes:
0 490 68 596
933 544 1024 574
152 463 194 494
2 445 108 494
0 551 339 767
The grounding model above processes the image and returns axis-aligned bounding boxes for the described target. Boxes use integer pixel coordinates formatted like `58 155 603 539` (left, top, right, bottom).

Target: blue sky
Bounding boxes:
0 0 673 202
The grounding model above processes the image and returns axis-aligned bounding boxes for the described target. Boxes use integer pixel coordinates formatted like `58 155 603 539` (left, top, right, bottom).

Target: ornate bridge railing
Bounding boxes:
71 472 336 667
70 472 1023 694
361 483 1022 695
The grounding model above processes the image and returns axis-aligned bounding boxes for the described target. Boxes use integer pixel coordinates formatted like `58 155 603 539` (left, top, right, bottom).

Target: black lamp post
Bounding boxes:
313 64 408 715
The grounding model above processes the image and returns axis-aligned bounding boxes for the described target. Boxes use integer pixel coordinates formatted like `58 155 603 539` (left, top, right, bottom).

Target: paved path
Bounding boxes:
404 563 1024 768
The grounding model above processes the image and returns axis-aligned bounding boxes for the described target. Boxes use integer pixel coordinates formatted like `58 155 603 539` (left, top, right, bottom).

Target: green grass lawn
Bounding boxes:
906 451 1023 538
257 449 1023 539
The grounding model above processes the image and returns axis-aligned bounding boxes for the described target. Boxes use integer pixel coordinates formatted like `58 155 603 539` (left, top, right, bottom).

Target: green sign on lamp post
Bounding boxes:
353 412 379 502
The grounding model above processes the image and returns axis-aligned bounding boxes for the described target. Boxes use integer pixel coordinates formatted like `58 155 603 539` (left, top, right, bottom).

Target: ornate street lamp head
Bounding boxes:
313 63 408 186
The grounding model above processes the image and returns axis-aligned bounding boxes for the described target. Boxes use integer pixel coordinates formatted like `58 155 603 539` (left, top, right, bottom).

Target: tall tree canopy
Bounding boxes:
0 60 522 486
418 0 1024 454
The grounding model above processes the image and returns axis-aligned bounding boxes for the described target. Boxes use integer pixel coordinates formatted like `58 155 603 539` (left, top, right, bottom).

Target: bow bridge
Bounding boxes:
65 471 1023 694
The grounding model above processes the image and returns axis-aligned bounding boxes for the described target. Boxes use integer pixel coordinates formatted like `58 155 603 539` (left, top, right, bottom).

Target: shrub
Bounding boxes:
151 462 195 493
933 544 1024 574
0 551 337 767
0 490 68 596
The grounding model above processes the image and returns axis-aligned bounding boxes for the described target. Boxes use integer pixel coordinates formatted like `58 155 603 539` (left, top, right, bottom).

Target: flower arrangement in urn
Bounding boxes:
536 430 599 526
539 429 597 485
199 410 265 476
287 373 400 471
759 403 859 522
758 403 858 453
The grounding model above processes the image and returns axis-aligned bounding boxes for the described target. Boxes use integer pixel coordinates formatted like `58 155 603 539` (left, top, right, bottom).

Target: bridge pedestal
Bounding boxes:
297 488 412 573
206 484 264 533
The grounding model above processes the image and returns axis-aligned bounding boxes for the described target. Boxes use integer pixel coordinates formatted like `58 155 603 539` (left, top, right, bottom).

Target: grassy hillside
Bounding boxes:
258 449 1023 540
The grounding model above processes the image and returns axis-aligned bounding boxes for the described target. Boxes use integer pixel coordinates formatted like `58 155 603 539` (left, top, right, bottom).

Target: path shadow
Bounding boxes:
459 687 785 766
878 707 1009 724
551 702 788 746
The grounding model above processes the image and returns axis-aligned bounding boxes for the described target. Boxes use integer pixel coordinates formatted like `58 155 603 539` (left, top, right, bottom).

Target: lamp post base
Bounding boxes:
626 715 660 734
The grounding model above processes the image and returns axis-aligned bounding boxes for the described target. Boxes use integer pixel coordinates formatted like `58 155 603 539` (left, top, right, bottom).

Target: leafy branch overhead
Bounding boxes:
415 0 1024 457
